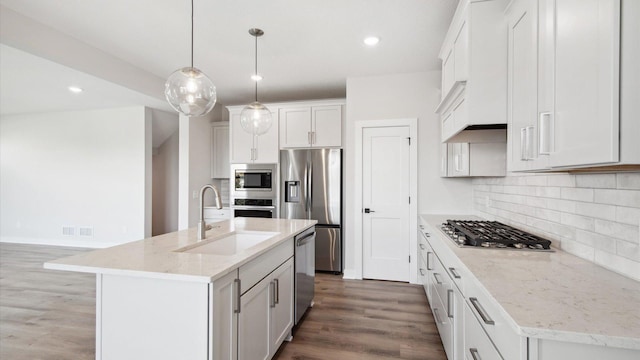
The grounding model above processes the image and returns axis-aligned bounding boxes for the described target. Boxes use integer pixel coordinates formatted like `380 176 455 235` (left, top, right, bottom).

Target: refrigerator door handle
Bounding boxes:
306 161 312 216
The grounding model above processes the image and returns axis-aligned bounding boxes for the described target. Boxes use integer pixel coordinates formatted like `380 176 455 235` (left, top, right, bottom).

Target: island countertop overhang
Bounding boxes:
44 218 317 283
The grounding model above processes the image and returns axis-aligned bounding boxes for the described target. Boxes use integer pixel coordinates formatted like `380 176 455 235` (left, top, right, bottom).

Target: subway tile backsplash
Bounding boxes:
473 172 640 281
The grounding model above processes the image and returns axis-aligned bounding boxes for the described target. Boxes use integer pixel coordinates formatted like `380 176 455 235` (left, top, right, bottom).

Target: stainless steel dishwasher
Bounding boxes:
294 227 315 325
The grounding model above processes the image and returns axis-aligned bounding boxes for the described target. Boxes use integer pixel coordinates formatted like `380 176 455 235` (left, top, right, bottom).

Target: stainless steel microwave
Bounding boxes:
231 164 276 198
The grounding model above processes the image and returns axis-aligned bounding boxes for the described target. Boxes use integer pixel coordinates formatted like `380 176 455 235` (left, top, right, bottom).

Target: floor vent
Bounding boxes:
78 227 93 237
62 226 75 236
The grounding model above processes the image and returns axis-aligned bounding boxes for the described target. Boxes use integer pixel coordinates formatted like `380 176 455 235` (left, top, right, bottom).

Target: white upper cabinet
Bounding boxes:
211 122 230 178
279 103 343 148
436 0 508 142
507 0 548 172
550 0 620 168
228 108 279 164
506 0 639 171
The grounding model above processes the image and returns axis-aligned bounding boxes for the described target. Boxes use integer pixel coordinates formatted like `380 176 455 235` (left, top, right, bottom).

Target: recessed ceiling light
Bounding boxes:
363 36 380 46
68 86 83 93
251 74 263 81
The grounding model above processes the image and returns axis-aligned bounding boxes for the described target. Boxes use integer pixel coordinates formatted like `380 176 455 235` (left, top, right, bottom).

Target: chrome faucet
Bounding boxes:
197 184 223 240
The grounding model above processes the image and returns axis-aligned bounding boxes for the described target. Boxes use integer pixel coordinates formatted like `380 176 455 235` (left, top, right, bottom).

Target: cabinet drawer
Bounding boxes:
431 253 452 311
465 277 522 360
204 208 231 219
418 254 429 299
239 239 293 294
432 283 454 360
464 301 503 360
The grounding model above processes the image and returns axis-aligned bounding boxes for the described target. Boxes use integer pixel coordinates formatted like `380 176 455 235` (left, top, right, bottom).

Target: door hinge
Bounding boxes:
407 137 411 145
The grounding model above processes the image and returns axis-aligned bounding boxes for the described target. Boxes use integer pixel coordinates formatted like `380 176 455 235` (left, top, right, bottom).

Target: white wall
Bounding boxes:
0 106 152 247
344 71 473 277
152 130 179 235
474 173 640 281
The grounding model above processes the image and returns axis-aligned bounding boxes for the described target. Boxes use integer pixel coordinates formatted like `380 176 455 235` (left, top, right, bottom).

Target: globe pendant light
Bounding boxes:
164 0 216 117
240 28 272 136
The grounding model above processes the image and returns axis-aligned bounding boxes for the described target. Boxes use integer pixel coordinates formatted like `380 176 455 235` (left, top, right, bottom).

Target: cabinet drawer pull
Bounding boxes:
469 297 495 325
274 278 280 305
469 348 481 360
419 268 425 276
433 273 443 285
234 278 241 314
419 243 425 250
447 289 453 319
449 267 461 279
433 308 445 325
426 252 433 270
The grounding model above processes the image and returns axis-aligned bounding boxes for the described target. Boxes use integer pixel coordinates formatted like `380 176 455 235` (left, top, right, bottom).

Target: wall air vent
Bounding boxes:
79 227 93 237
62 226 75 236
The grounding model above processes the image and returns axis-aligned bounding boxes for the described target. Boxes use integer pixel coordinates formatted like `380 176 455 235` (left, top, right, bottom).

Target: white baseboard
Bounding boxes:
342 268 361 280
0 236 117 248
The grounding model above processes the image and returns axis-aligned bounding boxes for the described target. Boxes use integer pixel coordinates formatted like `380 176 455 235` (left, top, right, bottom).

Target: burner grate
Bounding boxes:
445 220 552 250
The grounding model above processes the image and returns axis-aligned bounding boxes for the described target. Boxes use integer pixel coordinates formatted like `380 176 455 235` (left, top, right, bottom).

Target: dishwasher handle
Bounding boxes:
296 231 316 247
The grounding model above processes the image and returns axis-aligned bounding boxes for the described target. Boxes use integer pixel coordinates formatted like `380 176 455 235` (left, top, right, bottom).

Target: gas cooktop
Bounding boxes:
440 220 553 251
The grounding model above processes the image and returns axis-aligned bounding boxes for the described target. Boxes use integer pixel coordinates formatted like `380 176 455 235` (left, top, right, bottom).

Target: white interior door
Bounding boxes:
362 126 410 282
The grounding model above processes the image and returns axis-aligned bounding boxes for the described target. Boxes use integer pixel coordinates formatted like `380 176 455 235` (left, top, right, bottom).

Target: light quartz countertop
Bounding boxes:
45 218 316 283
421 214 640 350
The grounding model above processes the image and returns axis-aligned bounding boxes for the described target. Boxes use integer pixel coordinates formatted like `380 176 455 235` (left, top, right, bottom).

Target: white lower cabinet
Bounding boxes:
269 258 294 355
464 301 503 360
238 275 271 360
238 248 294 360
211 270 239 360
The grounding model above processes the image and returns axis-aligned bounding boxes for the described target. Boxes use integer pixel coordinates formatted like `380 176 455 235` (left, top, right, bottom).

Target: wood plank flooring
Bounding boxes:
273 275 446 360
0 243 95 360
0 243 446 360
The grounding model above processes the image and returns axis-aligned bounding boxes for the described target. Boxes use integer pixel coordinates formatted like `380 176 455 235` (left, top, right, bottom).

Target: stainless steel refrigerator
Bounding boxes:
280 149 342 273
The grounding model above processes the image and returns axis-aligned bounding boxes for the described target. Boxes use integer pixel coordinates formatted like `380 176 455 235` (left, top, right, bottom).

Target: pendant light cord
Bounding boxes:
191 0 194 68
254 32 258 102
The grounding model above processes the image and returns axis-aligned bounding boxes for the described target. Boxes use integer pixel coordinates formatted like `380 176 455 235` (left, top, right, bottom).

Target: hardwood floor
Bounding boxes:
0 243 95 360
0 243 446 360
274 274 446 360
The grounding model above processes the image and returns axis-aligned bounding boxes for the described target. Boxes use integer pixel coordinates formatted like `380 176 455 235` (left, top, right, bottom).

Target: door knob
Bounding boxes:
364 208 375 214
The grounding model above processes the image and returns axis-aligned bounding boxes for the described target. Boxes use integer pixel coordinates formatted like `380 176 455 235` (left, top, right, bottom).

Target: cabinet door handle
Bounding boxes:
469 348 481 360
427 252 433 270
447 289 453 318
433 272 443 285
469 297 495 325
449 267 461 279
308 131 312 145
525 126 535 160
433 308 444 325
520 127 527 161
270 281 276 308
234 278 241 314
274 278 280 305
312 131 316 145
419 268 425 276
539 112 553 155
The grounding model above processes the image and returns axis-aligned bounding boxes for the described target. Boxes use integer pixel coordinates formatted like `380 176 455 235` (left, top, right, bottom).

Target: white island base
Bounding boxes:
46 218 316 360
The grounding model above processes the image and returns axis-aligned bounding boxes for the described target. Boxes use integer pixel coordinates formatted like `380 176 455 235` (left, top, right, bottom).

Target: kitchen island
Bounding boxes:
419 214 640 360
45 217 316 360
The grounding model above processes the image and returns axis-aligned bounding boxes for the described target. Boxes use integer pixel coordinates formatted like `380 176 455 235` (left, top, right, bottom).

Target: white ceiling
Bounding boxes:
0 0 457 114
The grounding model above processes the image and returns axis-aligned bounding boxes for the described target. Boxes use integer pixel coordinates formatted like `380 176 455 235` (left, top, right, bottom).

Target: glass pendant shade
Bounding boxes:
165 67 217 116
240 101 273 136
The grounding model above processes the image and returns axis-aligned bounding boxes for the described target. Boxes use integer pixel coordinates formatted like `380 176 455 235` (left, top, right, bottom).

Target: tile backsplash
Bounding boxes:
473 172 640 281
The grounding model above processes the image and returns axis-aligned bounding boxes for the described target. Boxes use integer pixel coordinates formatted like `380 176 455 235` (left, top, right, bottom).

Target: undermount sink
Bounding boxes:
176 231 279 256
